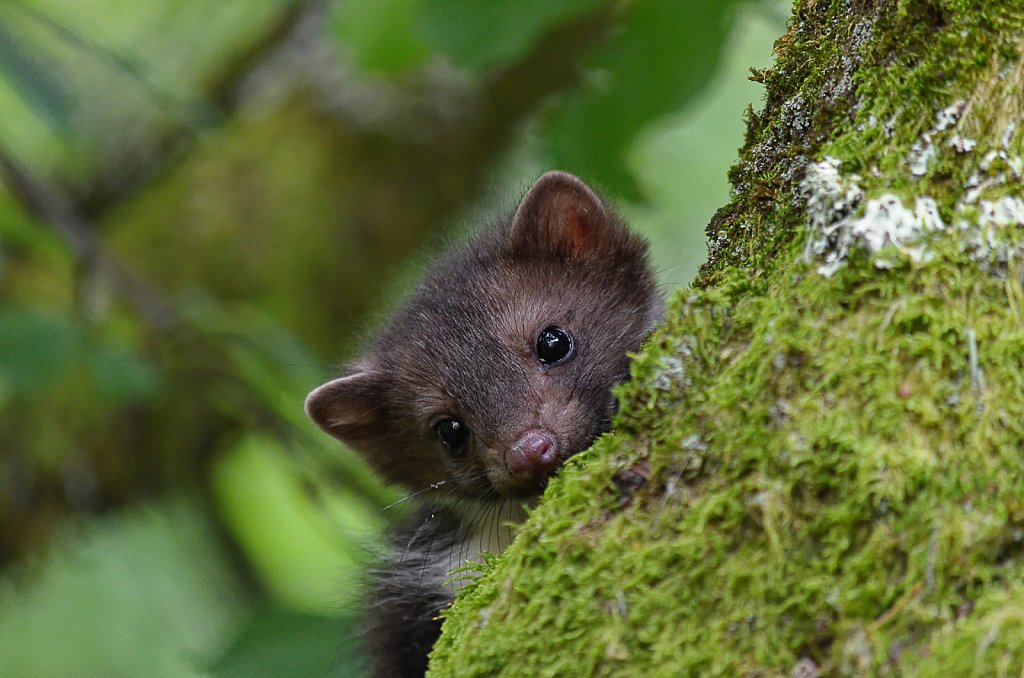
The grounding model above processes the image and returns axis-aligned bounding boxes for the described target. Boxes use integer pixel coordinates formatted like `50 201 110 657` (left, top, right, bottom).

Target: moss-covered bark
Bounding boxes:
431 1 1024 675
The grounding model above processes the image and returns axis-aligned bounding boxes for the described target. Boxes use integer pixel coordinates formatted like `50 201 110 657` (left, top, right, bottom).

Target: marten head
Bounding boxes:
305 172 661 502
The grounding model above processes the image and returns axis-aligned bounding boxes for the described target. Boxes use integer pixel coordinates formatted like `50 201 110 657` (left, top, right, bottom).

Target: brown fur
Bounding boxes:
306 171 662 676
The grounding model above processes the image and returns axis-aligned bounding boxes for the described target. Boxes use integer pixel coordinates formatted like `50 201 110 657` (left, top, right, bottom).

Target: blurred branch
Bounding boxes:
46 0 321 215
0 145 179 332
203 0 328 112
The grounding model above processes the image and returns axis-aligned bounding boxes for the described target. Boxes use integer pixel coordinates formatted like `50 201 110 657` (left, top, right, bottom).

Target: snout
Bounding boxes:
508 429 559 481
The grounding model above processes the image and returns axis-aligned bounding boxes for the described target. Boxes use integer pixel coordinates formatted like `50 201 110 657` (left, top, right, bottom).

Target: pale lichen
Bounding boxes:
905 101 968 176
801 157 945 276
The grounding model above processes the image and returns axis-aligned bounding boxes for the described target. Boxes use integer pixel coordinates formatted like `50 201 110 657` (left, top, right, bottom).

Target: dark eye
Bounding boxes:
436 418 469 451
536 326 574 366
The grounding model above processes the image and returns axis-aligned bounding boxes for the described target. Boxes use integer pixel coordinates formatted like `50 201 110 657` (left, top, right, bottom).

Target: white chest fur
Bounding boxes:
440 499 530 590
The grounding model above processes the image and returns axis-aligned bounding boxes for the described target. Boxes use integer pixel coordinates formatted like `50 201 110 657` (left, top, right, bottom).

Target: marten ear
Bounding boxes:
509 171 611 258
305 371 386 445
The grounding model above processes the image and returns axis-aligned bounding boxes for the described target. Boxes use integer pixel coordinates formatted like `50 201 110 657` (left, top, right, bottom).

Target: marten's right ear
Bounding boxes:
305 372 386 445
509 171 611 259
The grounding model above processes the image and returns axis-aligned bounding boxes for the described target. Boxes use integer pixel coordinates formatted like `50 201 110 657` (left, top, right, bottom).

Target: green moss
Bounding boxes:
434 244 1024 675
431 1 1024 675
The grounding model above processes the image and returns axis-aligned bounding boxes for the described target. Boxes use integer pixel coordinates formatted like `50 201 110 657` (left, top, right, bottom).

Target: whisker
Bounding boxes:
491 497 503 557
413 496 464 592
379 480 449 512
389 482 464 577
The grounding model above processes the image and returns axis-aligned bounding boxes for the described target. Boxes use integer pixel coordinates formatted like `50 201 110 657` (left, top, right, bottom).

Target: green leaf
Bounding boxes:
210 607 362 678
0 190 68 260
329 0 431 75
0 498 251 677
177 293 394 504
0 306 83 396
87 340 162 405
545 0 741 199
418 0 603 73
625 1 786 287
0 12 72 129
211 435 383 613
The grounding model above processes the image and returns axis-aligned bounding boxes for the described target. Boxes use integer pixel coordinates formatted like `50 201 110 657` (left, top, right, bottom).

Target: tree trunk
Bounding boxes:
431 1 1024 675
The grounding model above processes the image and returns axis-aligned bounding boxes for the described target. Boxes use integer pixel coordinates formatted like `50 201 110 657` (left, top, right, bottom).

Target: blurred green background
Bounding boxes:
0 1 785 674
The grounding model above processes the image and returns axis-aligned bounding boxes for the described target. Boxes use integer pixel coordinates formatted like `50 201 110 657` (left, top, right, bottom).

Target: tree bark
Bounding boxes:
431 1 1024 675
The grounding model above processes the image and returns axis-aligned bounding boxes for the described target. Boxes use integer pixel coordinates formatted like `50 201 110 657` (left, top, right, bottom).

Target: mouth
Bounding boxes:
498 475 552 499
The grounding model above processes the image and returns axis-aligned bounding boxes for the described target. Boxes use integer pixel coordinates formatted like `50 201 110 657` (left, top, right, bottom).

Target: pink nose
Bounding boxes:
508 430 559 480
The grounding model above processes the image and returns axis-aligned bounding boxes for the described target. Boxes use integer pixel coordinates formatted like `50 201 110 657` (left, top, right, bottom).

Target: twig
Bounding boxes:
0 145 179 332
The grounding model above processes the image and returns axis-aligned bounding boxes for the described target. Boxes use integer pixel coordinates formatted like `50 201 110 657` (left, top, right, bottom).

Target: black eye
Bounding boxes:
436 418 469 451
536 326 574 366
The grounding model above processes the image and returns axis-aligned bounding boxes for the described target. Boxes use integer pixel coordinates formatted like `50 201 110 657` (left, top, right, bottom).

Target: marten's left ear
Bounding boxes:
304 371 386 448
509 171 612 258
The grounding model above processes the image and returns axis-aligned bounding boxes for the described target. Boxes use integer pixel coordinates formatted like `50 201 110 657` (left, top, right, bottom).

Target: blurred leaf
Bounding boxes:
0 306 83 396
625 1 785 287
0 14 72 129
417 0 603 73
0 0 293 187
0 189 68 261
0 305 164 406
545 0 740 198
210 606 361 678
329 0 431 75
175 293 395 504
211 435 382 614
0 498 251 677
179 294 319 429
87 340 162 405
